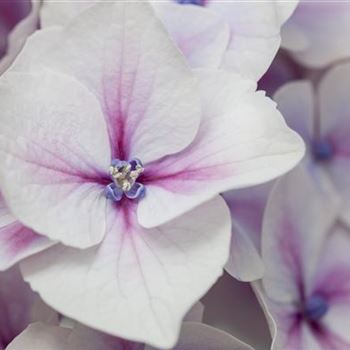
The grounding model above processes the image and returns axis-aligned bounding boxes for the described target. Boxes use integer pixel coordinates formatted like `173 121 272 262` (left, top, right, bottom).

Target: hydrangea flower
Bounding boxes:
7 321 254 350
0 266 58 350
40 0 298 81
0 0 39 75
256 165 350 350
0 1 303 347
274 62 350 227
282 1 350 68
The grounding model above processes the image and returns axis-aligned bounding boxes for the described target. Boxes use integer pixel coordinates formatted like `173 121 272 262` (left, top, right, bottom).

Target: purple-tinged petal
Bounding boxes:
318 62 350 227
0 193 54 271
0 70 110 249
138 70 304 228
21 196 231 348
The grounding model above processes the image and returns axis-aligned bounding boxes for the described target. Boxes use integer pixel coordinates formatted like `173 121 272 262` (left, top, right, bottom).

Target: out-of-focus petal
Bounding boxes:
0 267 58 349
282 2 350 68
0 70 110 249
138 70 304 228
21 196 231 349
224 182 273 282
319 62 350 227
274 80 314 143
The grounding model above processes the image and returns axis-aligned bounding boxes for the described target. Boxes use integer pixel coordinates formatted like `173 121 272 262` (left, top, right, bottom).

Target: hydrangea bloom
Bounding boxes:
0 1 303 347
40 0 298 81
7 321 253 350
0 0 39 75
0 266 58 349
256 165 350 349
282 1 350 68
274 62 350 227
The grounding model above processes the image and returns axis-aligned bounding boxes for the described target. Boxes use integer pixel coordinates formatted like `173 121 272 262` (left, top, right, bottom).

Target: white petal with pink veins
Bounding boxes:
262 165 339 304
14 2 201 165
0 70 110 249
138 70 304 228
21 196 231 348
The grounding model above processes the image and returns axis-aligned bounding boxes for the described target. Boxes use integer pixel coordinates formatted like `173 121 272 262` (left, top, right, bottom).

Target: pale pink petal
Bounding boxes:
0 0 39 75
14 2 201 164
138 70 304 228
0 70 110 248
262 165 339 303
0 196 54 271
21 196 231 348
318 62 350 227
282 2 350 68
274 80 314 143
152 2 229 69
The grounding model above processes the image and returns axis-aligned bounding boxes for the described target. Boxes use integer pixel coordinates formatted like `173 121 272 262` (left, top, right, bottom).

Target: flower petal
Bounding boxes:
207 1 285 80
152 2 230 69
262 165 339 303
21 196 231 348
138 70 304 228
0 70 110 248
7 323 71 350
0 193 54 271
15 1 201 164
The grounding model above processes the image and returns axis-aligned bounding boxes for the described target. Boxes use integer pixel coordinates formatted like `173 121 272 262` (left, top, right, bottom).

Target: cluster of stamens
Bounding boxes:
105 159 145 202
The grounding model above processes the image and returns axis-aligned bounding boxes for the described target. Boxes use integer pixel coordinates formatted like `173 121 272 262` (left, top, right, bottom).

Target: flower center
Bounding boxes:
105 159 145 202
304 294 329 322
175 0 206 6
312 140 333 162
